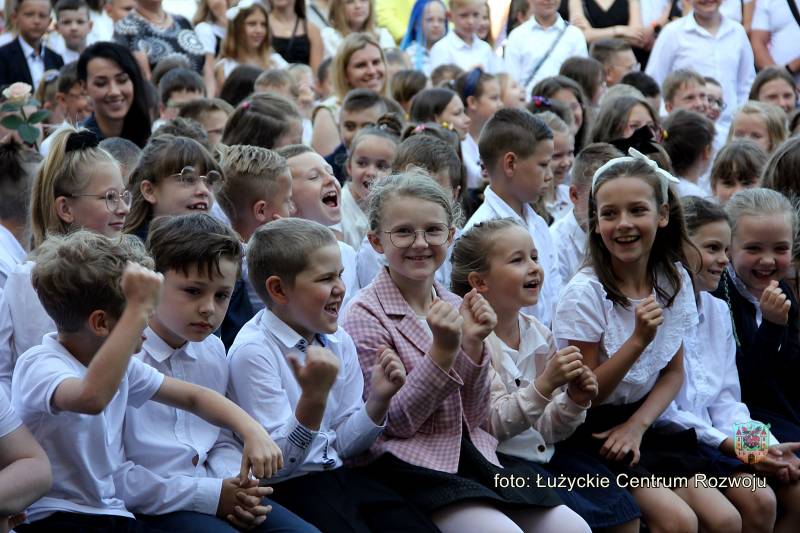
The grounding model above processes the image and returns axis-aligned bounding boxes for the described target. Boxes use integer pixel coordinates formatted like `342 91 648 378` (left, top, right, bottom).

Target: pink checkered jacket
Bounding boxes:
342 269 499 473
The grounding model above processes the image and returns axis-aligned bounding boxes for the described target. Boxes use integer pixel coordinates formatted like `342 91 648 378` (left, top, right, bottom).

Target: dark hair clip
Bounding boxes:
65 130 100 153
530 96 552 108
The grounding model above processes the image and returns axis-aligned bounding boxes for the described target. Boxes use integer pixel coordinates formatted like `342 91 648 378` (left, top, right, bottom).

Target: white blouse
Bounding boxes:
340 184 369 251
553 264 698 405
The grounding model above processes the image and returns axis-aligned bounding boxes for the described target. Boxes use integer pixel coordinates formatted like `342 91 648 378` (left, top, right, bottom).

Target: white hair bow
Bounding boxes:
591 147 679 202
226 0 269 21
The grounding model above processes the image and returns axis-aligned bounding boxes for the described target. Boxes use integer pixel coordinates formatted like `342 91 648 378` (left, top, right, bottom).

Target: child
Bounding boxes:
619 71 661 116
504 0 588 94
712 188 800 444
341 115 401 250
50 0 92 64
193 0 229 60
157 68 206 124
761 136 800 200
549 142 622 285
451 218 641 532
53 61 92 125
215 1 285 90
430 63 464 87
124 134 221 240
0 386 51 532
221 93 304 149
0 0 64 90
704 76 724 123
11 230 280 532
662 109 715 197
749 66 798 115
254 68 298 98
553 150 740 531
117 214 317 533
316 56 333 100
390 69 427 113
0 140 38 288
99 136 141 180
476 1 492 45
344 173 586 532
590 95 660 144
661 69 708 116
177 97 234 149
454 68 502 196
326 88 389 183
410 87 471 141
537 112 574 222
531 76 589 153
400 0 447 75
589 38 636 87
710 139 766 205
104 0 135 24
429 0 499 73
660 196 800 533
464 108 562 326
217 217 433 532
497 72 526 108
321 0 394 58
277 144 360 310
727 101 787 155
0 126 130 397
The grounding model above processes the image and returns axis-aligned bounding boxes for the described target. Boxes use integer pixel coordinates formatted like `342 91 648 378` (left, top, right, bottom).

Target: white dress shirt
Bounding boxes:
752 0 800 85
0 262 56 399
657 291 777 447
340 184 369 251
320 27 396 59
546 184 572 222
12 334 164 522
0 385 21 439
0 225 25 290
223 309 383 481
45 33 80 64
504 15 588 94
429 30 501 73
553 265 698 405
645 13 755 128
675 178 708 198
464 186 563 326
549 208 586 285
18 36 46 93
116 328 228 516
490 314 588 463
461 133 483 190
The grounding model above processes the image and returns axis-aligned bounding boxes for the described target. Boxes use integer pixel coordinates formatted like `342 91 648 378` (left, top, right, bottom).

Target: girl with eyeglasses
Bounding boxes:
0 125 132 395
124 134 222 240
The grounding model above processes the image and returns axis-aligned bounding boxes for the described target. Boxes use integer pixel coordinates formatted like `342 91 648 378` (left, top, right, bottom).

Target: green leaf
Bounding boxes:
0 114 23 130
18 123 38 145
0 102 20 113
27 110 49 124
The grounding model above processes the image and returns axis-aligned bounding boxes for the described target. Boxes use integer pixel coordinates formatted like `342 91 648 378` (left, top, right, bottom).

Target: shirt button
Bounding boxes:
538 445 546 453
290 457 296 463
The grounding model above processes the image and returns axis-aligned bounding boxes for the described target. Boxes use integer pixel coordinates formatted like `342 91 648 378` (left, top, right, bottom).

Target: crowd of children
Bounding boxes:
0 0 799 530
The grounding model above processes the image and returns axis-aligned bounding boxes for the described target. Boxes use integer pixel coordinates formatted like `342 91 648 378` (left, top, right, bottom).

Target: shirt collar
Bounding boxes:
484 186 534 225
450 31 475 50
529 14 566 31
685 11 735 38
142 326 197 363
260 309 334 352
18 36 43 60
727 265 760 308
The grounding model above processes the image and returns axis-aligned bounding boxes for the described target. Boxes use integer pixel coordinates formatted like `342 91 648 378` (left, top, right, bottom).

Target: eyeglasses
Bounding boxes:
383 224 452 248
707 97 727 110
168 166 222 188
65 189 132 212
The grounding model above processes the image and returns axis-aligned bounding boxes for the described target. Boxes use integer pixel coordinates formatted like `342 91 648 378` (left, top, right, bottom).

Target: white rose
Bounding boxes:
2 82 32 105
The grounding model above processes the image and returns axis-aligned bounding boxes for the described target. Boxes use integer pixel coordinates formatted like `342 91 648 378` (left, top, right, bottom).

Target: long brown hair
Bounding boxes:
219 1 272 62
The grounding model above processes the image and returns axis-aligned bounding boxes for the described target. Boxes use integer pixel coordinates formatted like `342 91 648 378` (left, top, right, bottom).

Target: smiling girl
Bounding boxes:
321 0 394 58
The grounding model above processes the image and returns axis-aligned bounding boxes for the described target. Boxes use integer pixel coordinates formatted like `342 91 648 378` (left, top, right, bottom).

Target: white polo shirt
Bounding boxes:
752 0 800 85
429 30 501 73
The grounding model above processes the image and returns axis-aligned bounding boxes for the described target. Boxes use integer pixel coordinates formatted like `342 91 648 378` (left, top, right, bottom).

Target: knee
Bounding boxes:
740 487 777 525
648 502 698 533
702 505 741 533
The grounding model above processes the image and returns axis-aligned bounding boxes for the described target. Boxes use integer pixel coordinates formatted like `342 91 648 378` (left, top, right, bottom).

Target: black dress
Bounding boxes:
578 0 650 66
272 18 312 65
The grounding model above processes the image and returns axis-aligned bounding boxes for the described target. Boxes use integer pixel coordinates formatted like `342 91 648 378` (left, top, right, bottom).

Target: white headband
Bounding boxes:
226 0 269 21
591 147 679 202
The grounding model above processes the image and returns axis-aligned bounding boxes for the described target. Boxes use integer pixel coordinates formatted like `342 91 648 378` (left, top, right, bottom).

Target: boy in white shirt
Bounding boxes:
463 108 562 326
117 214 317 533
11 231 280 533
429 0 500 73
49 0 92 64
223 218 438 533
550 143 621 285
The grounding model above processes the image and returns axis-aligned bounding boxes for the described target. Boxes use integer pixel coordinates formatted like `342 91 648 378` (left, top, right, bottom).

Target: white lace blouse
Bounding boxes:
553 264 698 405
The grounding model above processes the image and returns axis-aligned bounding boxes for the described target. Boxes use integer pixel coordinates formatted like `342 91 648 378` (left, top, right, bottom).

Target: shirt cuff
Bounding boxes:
558 390 591 415
192 476 224 515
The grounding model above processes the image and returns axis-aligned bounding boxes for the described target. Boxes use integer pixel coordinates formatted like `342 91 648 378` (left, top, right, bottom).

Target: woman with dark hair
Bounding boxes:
77 42 152 148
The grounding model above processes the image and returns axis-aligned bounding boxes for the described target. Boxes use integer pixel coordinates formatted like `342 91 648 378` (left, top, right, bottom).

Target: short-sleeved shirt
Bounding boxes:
114 11 205 73
11 334 164 522
0 385 21 438
752 0 800 84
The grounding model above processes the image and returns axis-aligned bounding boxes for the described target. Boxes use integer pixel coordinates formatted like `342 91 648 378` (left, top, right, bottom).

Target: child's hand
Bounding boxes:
218 478 273 529
535 346 584 398
567 365 599 407
593 420 646 466
460 289 497 346
239 425 283 481
120 262 163 317
288 346 340 399
427 298 463 370
632 295 663 347
370 346 406 402
760 281 791 325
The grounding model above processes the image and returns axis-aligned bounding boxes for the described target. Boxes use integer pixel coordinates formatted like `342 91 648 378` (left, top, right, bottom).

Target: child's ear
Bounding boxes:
54 92 67 110
467 271 489 293
252 199 270 224
140 180 158 205
54 196 75 224
367 231 385 254
502 152 515 178
658 202 670 228
664 99 674 113
568 185 579 204
466 95 477 111
87 309 113 337
265 275 290 305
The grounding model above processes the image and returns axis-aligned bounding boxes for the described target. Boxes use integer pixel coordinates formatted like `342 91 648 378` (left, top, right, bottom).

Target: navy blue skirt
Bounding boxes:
499 448 641 529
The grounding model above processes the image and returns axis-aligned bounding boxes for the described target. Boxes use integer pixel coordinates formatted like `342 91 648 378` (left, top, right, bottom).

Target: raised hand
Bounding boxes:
632 295 663 347
567 365 599 407
370 346 406 402
760 281 791 325
427 298 463 371
536 346 584 398
120 262 163 317
288 346 340 397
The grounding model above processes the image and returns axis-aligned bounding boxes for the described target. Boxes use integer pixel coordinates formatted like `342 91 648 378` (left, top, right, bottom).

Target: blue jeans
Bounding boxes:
137 499 320 533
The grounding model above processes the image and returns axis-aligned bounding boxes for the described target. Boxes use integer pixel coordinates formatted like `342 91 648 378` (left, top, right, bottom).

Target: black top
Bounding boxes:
271 18 311 66
0 39 64 89
81 114 105 141
582 0 629 28
711 273 800 441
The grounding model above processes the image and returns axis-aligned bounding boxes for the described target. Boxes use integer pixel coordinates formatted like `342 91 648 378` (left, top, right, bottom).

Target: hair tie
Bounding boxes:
530 96 551 108
65 130 99 153
591 147 679 202
610 125 661 157
226 0 269 20
413 124 426 133
241 100 251 110
461 68 482 99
